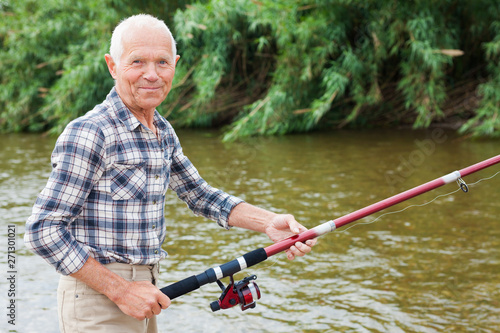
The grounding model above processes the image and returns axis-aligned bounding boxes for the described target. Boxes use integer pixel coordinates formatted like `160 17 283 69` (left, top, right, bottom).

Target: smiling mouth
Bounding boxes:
140 87 161 90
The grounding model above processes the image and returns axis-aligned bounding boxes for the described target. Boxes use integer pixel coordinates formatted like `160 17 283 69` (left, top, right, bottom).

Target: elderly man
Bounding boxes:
25 14 315 333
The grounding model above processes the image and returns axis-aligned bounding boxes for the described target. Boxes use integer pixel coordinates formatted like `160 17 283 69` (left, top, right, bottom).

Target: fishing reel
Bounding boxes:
210 274 261 312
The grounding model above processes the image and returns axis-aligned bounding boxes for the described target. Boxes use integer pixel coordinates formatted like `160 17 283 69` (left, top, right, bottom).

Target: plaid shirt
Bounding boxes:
24 88 243 275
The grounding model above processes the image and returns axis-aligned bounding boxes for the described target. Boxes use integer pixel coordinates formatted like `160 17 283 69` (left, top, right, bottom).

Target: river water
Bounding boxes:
1 128 499 332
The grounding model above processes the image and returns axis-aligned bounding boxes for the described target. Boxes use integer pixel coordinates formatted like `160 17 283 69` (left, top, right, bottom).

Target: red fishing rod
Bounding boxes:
160 154 500 311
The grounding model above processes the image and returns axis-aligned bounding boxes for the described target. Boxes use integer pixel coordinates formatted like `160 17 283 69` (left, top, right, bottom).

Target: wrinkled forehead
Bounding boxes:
121 27 174 59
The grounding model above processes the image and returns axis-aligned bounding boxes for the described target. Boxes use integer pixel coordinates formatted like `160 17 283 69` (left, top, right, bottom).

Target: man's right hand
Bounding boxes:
112 280 171 320
70 257 171 320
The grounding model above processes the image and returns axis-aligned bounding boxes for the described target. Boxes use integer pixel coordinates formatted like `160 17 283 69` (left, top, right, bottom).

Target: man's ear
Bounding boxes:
175 55 180 66
104 54 118 79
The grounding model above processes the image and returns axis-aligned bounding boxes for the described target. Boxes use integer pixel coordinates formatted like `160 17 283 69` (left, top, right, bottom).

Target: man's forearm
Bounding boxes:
70 256 128 303
227 202 278 233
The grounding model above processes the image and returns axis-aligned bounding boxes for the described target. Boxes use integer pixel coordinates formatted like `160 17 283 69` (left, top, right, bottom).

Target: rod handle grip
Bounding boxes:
160 275 200 300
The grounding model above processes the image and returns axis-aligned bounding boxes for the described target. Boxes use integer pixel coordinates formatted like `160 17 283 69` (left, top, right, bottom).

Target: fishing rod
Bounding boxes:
160 154 500 311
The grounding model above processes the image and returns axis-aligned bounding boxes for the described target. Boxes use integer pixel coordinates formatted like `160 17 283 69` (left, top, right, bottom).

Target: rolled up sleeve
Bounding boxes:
24 120 105 275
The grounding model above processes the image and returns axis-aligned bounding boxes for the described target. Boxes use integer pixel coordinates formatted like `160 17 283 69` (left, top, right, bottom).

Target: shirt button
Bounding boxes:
154 250 159 254
155 175 160 180
152 225 156 229
153 200 157 205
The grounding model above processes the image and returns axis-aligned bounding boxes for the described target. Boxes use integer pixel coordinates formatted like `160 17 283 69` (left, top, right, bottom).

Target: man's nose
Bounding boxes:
143 63 159 81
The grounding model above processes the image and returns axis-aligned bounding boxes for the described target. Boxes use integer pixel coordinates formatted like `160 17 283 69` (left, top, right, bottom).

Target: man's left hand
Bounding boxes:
265 214 317 260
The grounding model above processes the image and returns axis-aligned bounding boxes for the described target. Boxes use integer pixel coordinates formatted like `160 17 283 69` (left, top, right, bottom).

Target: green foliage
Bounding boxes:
169 0 500 140
460 13 500 137
0 0 191 133
1 0 500 139
0 0 113 132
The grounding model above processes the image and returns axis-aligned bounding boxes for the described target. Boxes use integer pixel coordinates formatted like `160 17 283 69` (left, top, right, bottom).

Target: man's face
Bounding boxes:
105 26 180 114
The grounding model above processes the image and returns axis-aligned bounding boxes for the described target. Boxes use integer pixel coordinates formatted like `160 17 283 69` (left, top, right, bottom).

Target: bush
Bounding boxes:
1 0 500 139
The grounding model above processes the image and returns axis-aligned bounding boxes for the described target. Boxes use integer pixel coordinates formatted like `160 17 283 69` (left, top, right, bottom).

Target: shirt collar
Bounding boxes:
107 87 168 133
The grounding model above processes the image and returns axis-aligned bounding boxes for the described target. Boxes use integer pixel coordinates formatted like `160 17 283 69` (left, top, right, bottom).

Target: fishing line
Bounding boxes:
243 256 279 281
339 169 500 234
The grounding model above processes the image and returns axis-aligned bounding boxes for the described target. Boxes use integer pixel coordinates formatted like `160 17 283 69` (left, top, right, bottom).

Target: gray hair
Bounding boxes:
109 14 177 67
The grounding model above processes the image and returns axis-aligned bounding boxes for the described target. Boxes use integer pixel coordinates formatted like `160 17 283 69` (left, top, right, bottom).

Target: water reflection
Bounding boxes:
0 129 499 332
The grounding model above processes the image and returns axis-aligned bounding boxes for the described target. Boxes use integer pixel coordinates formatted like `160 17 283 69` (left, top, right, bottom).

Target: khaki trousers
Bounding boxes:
57 262 160 333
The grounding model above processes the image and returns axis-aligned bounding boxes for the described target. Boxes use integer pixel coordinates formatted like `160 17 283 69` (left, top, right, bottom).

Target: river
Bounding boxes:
1 128 499 332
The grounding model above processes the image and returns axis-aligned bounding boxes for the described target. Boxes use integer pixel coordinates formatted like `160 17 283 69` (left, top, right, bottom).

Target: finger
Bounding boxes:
286 219 306 234
293 242 312 256
275 214 300 233
286 244 306 259
289 244 305 257
158 293 171 309
150 302 162 316
285 221 300 234
305 238 317 247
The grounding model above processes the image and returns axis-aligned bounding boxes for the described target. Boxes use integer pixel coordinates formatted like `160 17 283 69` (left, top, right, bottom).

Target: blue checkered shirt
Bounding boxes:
24 88 243 275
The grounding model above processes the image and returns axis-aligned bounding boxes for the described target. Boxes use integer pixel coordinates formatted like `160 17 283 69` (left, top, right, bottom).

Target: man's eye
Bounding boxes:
133 60 141 64
159 60 167 65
